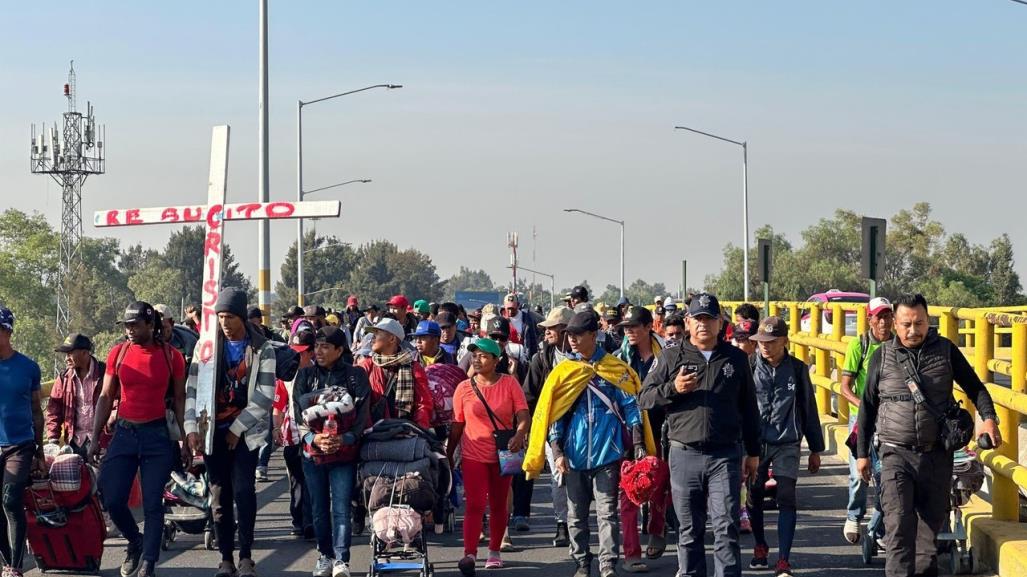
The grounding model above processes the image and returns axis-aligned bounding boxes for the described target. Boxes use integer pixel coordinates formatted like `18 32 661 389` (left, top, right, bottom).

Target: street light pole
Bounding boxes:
296 84 401 305
674 125 750 301
563 208 625 299
510 265 556 311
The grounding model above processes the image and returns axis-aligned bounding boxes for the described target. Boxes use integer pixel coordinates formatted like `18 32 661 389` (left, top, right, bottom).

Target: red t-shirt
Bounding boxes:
107 342 186 422
453 374 528 464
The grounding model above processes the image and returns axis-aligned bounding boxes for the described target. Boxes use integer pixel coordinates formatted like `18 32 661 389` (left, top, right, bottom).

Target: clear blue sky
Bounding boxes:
2 1 1025 300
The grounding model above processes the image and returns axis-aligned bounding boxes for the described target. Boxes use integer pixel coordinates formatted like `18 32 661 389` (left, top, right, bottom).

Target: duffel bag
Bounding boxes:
366 472 437 512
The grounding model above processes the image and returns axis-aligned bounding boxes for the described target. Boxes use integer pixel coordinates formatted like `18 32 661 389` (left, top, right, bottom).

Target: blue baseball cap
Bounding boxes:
411 320 442 338
0 306 13 332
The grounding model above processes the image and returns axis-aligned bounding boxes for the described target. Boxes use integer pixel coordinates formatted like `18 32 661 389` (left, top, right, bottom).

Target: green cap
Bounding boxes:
413 299 430 314
468 337 503 358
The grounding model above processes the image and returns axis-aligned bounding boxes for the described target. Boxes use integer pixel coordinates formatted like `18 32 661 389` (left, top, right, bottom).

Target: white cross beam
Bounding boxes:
93 126 340 453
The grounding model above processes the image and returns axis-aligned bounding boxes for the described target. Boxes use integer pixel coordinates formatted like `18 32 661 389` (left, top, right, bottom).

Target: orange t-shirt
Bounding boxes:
453 374 528 464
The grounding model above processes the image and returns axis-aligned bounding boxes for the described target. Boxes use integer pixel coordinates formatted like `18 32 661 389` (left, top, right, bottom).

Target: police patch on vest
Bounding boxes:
722 363 734 378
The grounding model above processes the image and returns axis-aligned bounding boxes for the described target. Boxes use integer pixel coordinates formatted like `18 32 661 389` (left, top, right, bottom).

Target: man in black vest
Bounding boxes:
857 293 1001 577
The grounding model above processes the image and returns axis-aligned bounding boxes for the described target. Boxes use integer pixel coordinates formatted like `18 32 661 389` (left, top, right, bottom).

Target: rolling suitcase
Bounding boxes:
24 479 106 574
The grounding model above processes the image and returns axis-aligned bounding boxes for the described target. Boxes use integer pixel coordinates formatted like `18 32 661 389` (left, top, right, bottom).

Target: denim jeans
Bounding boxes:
99 421 176 564
669 443 742 577
847 415 883 537
208 427 260 561
303 458 356 562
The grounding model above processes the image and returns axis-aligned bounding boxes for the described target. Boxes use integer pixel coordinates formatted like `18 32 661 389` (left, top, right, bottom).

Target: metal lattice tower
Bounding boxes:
30 61 105 341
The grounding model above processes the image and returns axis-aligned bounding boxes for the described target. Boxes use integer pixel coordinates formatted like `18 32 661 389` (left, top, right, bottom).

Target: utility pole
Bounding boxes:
30 61 105 366
257 0 271 319
508 232 519 296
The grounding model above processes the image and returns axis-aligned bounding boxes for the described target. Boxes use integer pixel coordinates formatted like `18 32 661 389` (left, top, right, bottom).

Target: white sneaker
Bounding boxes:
332 561 350 577
843 519 861 544
313 555 334 577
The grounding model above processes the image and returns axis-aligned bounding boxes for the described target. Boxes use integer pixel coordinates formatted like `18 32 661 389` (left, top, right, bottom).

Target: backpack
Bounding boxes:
268 339 300 381
424 363 463 426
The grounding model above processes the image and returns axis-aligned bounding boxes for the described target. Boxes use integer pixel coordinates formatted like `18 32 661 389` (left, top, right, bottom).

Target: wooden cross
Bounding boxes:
93 125 340 452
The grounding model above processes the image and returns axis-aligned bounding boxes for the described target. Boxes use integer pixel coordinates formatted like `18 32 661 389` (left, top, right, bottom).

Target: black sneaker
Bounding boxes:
137 561 155 577
352 515 365 536
458 555 476 577
553 522 570 547
120 536 144 577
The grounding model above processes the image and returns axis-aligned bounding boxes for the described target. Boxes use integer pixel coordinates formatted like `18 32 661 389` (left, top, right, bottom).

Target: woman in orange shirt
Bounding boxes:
446 338 529 576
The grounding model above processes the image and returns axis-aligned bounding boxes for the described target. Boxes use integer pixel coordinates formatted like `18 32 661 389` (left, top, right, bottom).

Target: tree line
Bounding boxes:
704 202 1024 307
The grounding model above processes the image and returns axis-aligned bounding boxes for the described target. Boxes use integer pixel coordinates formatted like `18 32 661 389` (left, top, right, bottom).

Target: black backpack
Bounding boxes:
268 339 300 381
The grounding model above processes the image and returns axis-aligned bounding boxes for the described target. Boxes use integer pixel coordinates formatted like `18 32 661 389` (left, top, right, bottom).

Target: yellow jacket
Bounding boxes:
523 353 657 479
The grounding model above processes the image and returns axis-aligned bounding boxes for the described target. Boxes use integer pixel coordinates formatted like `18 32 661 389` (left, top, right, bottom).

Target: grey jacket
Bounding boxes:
752 354 824 452
184 323 277 452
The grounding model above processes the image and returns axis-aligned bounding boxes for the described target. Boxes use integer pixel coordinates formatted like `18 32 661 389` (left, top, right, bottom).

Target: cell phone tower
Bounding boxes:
30 61 105 340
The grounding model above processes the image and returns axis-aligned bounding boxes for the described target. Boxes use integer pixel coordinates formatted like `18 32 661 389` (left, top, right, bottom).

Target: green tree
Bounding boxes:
705 203 1024 308
987 234 1023 304
274 232 357 315
128 260 185 309
346 240 443 306
157 226 252 309
68 237 135 341
0 210 58 372
443 267 496 301
595 279 669 307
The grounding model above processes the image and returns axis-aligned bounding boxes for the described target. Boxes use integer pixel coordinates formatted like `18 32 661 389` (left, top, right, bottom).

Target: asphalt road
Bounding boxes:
30 453 994 577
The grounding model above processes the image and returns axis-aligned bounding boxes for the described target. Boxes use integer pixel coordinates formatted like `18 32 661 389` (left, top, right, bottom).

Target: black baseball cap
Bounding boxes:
121 301 156 324
286 305 305 318
565 310 600 335
55 333 93 353
565 285 589 302
487 316 511 339
247 306 264 320
289 330 316 352
315 326 348 349
686 293 721 318
617 306 653 328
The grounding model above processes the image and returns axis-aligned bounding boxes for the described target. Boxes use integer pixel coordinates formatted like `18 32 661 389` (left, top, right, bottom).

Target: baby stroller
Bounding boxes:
937 448 985 575
161 457 216 551
359 420 451 577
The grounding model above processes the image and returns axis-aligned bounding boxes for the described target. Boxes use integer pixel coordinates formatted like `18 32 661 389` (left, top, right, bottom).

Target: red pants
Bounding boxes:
619 483 669 559
462 460 512 557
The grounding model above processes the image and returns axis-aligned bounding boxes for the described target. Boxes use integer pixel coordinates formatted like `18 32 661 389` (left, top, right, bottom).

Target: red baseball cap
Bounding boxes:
347 295 359 307
387 295 409 309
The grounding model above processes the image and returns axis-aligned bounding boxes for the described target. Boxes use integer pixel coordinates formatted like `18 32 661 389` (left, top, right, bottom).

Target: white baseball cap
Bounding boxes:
368 318 406 342
868 297 893 316
663 297 677 309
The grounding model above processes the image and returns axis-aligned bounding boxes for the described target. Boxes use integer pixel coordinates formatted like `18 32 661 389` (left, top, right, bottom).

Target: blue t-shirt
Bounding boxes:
0 352 42 446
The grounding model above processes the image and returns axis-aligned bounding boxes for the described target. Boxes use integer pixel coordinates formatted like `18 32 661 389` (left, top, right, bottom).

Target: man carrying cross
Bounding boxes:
184 287 277 577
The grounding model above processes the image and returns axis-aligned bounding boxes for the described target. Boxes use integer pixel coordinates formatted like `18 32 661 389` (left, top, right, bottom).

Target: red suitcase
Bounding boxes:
24 480 106 574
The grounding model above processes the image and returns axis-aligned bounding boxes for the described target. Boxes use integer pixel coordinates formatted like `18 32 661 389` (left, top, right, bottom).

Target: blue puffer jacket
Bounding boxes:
549 350 643 471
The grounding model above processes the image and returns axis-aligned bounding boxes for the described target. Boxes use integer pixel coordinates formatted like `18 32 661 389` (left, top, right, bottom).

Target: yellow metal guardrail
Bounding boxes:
723 300 1027 525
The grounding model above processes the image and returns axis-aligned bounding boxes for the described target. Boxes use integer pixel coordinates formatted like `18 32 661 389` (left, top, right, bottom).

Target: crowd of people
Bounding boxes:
0 284 1003 577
